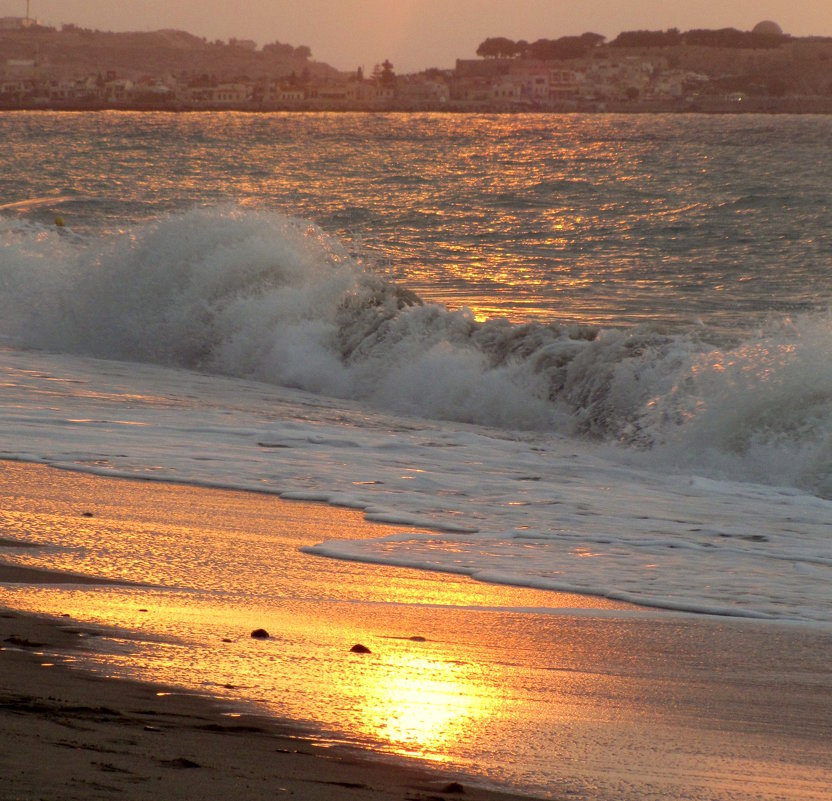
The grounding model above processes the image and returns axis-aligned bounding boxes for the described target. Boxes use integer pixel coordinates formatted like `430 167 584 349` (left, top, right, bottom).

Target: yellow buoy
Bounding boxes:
54 216 65 227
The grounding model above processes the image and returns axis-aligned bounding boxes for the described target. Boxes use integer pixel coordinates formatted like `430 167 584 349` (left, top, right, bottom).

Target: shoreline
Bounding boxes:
3 97 832 114
2 460 832 800
0 460 623 800
0 607 535 801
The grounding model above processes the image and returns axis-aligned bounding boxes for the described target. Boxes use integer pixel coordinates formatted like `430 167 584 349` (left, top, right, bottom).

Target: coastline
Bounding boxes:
0 608 534 801
2 460 832 800
0 460 619 800
3 96 832 114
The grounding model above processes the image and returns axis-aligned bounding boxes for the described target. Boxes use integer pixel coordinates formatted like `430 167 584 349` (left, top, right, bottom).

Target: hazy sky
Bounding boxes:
5 1 832 73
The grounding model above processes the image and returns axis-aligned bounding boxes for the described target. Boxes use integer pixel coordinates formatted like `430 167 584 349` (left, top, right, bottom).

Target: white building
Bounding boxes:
103 78 133 102
276 86 305 103
185 83 252 106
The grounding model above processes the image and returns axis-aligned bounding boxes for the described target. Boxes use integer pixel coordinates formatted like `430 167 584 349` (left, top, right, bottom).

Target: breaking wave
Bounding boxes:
3 205 832 494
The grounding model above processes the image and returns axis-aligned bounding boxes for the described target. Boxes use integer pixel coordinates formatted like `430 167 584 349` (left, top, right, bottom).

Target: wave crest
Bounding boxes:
3 206 831 492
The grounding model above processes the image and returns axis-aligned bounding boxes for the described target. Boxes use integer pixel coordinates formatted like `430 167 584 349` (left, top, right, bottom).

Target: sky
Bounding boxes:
4 1 832 74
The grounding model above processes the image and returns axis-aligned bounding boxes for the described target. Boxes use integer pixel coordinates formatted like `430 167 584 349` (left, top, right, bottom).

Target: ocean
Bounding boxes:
1 111 832 798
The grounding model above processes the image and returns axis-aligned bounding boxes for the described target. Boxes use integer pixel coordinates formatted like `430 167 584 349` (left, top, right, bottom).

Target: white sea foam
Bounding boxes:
3 206 832 493
0 341 830 625
2 207 832 624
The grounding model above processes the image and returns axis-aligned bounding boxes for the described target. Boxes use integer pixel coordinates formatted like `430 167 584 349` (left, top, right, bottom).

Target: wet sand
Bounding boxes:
0 610 535 801
2 462 832 800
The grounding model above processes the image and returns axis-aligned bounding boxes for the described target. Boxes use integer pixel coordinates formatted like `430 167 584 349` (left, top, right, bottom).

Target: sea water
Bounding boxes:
1 111 832 794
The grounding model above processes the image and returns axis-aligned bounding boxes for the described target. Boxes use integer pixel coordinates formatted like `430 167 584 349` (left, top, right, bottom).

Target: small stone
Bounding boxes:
350 643 371 654
250 628 270 639
4 635 45 648
161 757 201 769
441 781 465 794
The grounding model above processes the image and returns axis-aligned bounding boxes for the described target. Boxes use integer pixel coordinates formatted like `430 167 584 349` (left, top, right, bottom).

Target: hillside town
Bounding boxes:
2 15 832 113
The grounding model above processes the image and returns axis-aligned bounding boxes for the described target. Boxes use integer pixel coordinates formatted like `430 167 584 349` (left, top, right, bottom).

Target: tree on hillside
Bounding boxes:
611 29 682 48
263 41 295 58
476 37 520 59
683 28 784 48
684 28 747 47
527 36 589 60
262 41 312 60
373 59 396 85
477 33 606 61
580 32 606 48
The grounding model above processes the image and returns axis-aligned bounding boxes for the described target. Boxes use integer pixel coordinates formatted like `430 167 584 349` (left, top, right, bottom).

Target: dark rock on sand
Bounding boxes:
312 780 368 789
197 722 266 734
160 757 201 769
250 628 270 639
350 643 371 654
4 635 45 648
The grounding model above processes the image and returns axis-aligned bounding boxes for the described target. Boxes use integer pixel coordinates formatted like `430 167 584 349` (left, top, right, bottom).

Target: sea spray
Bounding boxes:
2 205 832 494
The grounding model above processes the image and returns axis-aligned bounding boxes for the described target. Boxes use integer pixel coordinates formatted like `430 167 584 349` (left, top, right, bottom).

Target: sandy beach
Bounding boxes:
0 461 583 801
0 609 536 801
2 462 832 801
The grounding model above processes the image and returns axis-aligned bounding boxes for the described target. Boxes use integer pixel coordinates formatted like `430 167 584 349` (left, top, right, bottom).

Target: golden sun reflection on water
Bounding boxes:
351 651 499 761
0 463 628 746
5 463 831 801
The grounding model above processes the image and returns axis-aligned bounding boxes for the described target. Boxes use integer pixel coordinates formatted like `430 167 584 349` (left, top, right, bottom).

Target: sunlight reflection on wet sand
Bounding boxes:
1 462 831 800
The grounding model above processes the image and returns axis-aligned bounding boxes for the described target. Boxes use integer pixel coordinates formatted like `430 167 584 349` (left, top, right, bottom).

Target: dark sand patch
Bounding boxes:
0 562 135 586
0 537 42 548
